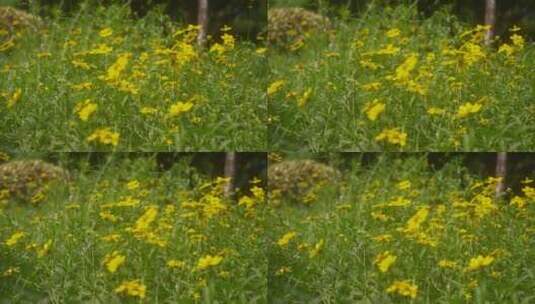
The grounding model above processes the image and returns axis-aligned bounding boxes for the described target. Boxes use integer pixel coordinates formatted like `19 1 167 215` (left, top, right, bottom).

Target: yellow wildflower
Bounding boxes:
277 231 297 247
268 80 285 96
88 43 113 55
74 99 98 121
360 59 383 70
371 234 392 242
427 107 446 115
102 251 126 273
87 128 120 146
251 186 265 201
70 82 93 91
167 259 186 269
403 207 429 234
386 280 418 299
202 194 227 218
116 80 139 95
465 255 494 272
116 196 140 207
100 234 121 242
140 107 158 115
6 88 21 108
371 211 390 221
397 180 411 190
0 38 15 52
511 34 525 49
115 280 146 299
5 231 26 247
472 194 497 218
238 196 255 209
275 266 292 276
71 59 92 70
498 43 515 57
461 42 486 65
196 254 223 270
522 186 535 200
386 28 401 38
168 102 194 117
457 102 482 118
2 267 19 277
308 239 325 258
375 128 407 147
361 82 382 91
126 180 140 190
132 206 158 233
99 210 119 222
394 53 418 82
99 28 113 38
374 251 397 273
30 191 46 204
297 88 312 107
521 177 533 184
102 53 131 82
362 99 385 121
438 259 458 269
36 240 52 258
376 44 400 55
387 196 411 207
222 33 235 50
405 80 428 96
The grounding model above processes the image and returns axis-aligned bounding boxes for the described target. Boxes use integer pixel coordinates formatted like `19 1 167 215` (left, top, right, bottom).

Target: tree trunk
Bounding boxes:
484 0 496 45
495 152 507 199
223 152 236 197
197 0 208 47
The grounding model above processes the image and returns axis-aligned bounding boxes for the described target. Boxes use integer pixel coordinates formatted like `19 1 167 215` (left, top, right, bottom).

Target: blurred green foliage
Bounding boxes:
2 0 267 41
2 152 267 194
279 152 535 197
3 0 531 41
270 0 535 40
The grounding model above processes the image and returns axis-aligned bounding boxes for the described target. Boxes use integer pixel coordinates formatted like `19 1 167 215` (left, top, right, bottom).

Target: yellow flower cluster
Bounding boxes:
114 279 146 299
375 128 407 147
168 101 194 118
374 251 397 273
386 280 418 299
465 255 494 272
86 128 120 146
363 99 385 121
74 99 98 121
102 251 126 273
196 254 224 271
4 231 26 247
277 231 297 247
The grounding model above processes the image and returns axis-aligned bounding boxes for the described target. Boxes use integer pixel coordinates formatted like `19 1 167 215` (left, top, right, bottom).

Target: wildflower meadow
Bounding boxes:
2 0 535 303
268 4 535 151
0 154 266 302
0 4 267 151
267 154 535 303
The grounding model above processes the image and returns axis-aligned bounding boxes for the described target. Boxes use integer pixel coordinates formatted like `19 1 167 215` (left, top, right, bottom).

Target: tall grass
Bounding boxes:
269 5 535 151
0 4 267 151
267 155 535 303
0 155 266 302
